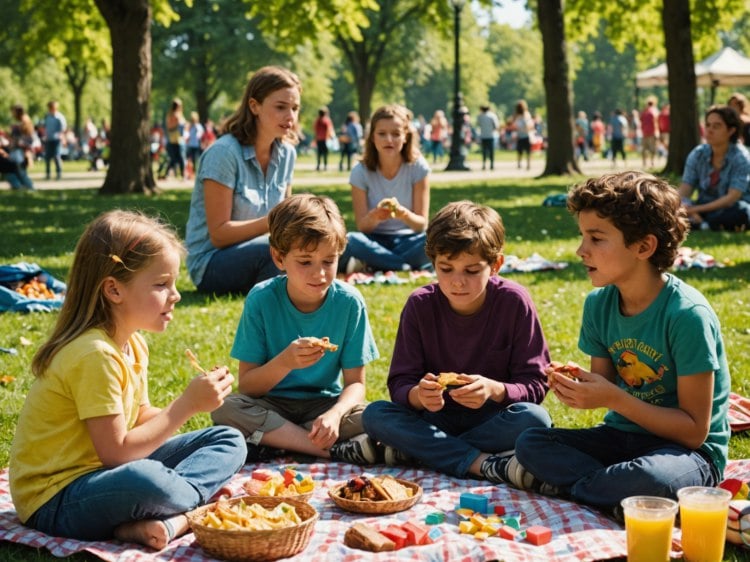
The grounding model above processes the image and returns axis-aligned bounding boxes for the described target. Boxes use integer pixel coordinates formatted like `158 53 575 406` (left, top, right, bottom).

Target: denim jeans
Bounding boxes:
515 425 718 511
363 400 551 477
44 140 62 178
197 235 280 296
341 232 429 272
28 426 246 541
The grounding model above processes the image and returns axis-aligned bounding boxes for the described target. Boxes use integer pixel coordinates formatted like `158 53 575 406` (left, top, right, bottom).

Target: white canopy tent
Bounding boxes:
635 47 750 102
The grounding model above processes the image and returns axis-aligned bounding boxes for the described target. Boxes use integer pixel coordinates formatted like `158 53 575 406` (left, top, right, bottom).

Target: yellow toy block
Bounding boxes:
474 531 490 540
459 521 479 534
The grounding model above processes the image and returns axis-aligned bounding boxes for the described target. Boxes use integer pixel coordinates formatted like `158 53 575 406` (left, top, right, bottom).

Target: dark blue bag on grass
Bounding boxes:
0 262 66 312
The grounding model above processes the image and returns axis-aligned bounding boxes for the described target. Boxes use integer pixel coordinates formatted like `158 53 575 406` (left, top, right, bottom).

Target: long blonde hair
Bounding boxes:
31 210 184 377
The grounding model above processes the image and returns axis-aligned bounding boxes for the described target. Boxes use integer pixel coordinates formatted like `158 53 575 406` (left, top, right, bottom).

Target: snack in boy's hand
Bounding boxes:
307 336 339 352
377 197 399 218
437 372 470 390
242 467 315 497
548 361 580 381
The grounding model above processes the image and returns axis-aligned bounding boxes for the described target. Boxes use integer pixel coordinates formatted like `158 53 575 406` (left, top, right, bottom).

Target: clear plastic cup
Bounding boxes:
621 495 678 562
677 486 732 562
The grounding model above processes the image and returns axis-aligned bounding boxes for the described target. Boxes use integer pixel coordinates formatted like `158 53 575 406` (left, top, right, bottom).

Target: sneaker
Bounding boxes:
329 434 378 465
479 450 515 484
246 443 286 463
345 257 367 275
504 456 559 496
384 445 415 467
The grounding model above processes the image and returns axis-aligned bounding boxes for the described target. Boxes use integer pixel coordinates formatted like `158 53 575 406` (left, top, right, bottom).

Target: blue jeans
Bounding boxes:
197 235 280 296
515 425 718 511
363 400 551 477
44 140 62 178
341 232 429 272
27 426 246 541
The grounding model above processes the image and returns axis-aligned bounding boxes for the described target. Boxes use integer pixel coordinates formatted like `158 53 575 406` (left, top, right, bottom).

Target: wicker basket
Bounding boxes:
187 495 318 561
328 478 422 514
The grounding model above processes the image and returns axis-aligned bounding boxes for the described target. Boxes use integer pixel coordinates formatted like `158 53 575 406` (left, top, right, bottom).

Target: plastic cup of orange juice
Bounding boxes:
621 496 678 562
677 486 732 562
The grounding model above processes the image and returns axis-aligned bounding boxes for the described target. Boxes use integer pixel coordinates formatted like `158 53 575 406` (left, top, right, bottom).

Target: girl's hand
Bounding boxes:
417 373 445 412
549 367 614 410
448 374 497 409
182 366 234 413
308 410 342 449
280 338 325 371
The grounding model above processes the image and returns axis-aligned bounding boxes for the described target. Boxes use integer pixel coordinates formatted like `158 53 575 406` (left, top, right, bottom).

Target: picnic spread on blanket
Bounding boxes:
4 459 750 561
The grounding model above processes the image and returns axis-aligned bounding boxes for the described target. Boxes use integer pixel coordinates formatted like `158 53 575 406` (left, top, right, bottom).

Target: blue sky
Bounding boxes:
492 1 530 28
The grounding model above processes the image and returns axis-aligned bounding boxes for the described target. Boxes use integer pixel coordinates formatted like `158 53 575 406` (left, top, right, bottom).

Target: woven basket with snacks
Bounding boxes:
329 475 422 514
187 495 318 561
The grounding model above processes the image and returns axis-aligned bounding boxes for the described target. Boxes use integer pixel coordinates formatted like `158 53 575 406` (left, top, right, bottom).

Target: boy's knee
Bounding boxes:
361 400 390 432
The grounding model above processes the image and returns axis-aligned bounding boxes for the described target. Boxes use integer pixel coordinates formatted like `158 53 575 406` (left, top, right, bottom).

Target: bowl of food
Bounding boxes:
187 495 318 561
329 474 422 514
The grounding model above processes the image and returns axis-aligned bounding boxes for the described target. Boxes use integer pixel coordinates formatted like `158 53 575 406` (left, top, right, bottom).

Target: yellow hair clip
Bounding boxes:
110 254 124 265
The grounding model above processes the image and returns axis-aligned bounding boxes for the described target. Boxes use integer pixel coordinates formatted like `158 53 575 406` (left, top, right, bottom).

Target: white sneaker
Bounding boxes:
345 257 367 274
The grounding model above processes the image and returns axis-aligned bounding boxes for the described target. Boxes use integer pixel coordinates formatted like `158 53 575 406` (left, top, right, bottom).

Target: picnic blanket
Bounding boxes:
3 460 750 562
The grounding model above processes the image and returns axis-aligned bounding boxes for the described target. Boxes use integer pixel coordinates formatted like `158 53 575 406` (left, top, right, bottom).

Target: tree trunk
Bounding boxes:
537 0 580 176
94 0 156 195
64 63 87 140
661 0 699 176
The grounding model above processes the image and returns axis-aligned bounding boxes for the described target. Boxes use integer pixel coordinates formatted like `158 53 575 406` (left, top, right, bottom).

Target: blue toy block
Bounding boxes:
459 492 489 514
428 527 443 540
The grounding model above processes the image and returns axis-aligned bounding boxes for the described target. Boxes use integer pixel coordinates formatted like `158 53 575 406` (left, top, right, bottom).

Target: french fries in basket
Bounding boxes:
200 497 302 531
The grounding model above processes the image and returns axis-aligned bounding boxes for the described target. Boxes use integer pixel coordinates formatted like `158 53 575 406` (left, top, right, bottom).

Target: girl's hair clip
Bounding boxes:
110 254 124 265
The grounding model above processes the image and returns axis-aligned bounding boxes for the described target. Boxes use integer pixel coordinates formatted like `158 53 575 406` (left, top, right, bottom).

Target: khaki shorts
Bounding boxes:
211 393 366 445
642 136 658 155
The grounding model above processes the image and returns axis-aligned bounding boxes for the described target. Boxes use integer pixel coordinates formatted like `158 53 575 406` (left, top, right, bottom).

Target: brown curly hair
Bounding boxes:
425 201 505 264
567 171 688 271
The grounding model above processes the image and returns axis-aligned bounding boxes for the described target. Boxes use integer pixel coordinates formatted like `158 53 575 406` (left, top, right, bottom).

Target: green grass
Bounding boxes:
1 174 749 561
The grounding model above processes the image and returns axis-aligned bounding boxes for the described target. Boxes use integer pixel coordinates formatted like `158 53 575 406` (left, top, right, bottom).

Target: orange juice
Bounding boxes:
621 496 677 562
679 503 729 561
624 512 674 562
677 486 731 562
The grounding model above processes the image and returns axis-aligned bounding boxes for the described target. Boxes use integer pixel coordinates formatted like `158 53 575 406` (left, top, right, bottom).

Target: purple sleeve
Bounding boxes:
499 289 550 406
387 295 426 407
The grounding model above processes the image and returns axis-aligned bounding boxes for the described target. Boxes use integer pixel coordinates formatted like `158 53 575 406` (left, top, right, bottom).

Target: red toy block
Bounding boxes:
283 468 295 486
402 521 430 545
250 469 274 481
493 505 506 516
526 525 552 546
498 525 519 540
381 525 409 549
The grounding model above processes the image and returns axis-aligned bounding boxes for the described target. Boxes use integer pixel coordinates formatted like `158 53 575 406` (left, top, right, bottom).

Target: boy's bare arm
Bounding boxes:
237 339 325 396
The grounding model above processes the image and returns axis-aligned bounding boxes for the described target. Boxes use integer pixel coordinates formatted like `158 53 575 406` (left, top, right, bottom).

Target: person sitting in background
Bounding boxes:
728 92 750 145
340 104 431 273
679 104 750 232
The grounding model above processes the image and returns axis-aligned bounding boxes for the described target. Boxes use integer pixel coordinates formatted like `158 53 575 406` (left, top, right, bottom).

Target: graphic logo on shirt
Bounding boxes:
616 350 665 388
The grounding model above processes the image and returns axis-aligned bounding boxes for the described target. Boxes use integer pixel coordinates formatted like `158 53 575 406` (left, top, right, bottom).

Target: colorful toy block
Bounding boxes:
402 521 430 546
498 525 519 540
493 504 506 516
381 525 409 549
425 512 445 525
460 492 489 514
526 525 552 546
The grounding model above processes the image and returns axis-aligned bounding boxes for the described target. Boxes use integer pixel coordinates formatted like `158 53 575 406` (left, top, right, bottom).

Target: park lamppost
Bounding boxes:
446 0 469 171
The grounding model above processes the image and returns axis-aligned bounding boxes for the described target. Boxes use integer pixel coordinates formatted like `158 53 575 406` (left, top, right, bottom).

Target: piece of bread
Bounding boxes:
372 475 411 501
549 361 580 380
309 336 339 352
344 523 396 552
437 372 469 389
377 197 399 217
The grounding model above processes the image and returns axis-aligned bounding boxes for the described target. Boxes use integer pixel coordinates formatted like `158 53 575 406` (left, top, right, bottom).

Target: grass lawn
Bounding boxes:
1 171 749 561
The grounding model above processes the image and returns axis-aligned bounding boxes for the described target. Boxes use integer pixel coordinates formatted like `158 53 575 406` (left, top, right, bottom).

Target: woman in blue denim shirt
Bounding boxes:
185 66 301 295
679 105 750 232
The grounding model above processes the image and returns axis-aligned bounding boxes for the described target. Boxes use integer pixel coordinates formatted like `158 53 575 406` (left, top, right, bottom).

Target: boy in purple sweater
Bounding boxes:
362 201 551 481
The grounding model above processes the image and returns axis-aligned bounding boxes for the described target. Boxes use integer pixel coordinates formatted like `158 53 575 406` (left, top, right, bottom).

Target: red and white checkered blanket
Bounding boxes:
3 460 750 561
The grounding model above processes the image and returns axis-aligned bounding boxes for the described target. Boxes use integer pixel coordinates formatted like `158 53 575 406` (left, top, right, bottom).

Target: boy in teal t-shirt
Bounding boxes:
212 194 380 465
494 171 730 520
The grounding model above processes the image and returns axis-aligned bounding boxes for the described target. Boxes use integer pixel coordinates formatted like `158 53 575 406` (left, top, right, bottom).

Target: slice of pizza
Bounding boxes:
437 372 470 390
549 361 580 381
309 336 339 352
